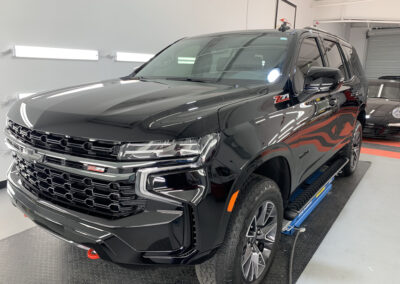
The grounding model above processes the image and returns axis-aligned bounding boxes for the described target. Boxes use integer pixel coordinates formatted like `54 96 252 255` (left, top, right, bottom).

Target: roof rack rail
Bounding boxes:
304 26 348 43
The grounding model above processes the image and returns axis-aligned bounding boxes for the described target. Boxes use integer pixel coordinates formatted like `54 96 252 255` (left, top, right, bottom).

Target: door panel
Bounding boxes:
285 36 335 185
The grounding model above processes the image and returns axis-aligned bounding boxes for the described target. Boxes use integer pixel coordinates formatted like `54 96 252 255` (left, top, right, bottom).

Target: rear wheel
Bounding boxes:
195 175 283 284
341 120 362 176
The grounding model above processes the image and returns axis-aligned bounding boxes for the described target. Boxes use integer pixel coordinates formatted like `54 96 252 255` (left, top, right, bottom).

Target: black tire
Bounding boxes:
195 175 283 284
341 120 362 176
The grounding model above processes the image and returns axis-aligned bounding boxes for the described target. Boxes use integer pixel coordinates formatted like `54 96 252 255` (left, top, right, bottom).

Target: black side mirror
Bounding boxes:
303 67 344 95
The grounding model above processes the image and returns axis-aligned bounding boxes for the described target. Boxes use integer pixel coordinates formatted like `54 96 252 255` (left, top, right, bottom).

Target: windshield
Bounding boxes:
368 81 400 101
134 32 293 84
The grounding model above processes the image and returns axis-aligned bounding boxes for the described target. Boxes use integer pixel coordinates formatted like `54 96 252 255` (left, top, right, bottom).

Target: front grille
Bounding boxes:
7 120 120 161
14 156 146 219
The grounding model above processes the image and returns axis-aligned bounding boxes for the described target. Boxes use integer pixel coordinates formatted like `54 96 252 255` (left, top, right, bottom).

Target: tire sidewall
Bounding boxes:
349 121 362 172
221 177 283 284
341 120 362 176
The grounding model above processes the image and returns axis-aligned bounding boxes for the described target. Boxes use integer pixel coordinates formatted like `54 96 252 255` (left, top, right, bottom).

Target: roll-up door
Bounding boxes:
365 29 400 79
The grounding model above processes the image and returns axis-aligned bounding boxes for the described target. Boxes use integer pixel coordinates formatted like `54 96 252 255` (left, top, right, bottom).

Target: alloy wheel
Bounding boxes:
351 124 362 170
241 201 278 282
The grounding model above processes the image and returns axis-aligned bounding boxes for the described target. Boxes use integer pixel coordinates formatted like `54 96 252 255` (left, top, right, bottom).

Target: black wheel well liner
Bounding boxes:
253 156 291 207
358 105 366 128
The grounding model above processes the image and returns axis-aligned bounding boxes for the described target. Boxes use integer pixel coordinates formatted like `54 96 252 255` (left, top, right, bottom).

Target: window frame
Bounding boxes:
292 35 327 94
340 43 355 80
321 38 352 81
296 36 327 69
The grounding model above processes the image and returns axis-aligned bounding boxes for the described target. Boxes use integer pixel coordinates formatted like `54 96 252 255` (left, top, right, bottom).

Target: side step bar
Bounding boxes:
282 157 349 235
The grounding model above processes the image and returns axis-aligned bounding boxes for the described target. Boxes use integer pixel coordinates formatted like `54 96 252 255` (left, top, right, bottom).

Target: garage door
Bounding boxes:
365 29 400 79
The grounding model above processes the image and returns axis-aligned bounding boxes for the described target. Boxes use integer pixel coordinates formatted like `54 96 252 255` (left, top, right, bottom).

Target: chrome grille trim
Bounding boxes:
7 120 120 161
5 124 201 215
5 132 197 180
14 155 146 219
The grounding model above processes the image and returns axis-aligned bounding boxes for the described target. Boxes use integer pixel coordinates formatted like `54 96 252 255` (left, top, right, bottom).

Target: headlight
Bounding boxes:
118 133 219 161
393 107 400 119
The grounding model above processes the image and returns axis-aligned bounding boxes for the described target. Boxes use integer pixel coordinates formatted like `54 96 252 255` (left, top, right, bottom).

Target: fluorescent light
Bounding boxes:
115 52 154 62
18 92 36 99
47 83 104 99
178 57 196 64
14 45 98 61
120 79 139 85
20 103 33 128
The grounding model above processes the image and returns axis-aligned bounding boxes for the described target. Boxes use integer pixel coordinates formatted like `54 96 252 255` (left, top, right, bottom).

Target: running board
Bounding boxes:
282 157 349 235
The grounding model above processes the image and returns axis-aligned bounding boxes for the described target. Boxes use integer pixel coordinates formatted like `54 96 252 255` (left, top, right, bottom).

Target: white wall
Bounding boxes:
244 0 314 29
348 27 368 66
313 0 400 22
317 23 351 40
0 0 314 180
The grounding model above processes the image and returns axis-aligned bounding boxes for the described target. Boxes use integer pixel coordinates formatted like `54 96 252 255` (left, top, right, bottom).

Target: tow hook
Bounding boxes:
87 248 100 260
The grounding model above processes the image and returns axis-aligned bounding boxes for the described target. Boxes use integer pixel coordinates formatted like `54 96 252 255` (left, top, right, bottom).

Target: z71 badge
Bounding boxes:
273 93 290 104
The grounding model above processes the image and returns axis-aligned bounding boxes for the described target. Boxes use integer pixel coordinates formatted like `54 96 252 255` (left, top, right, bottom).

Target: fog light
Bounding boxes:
147 169 207 205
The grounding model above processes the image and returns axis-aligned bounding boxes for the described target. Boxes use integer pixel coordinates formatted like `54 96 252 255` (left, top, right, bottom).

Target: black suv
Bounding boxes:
6 28 366 283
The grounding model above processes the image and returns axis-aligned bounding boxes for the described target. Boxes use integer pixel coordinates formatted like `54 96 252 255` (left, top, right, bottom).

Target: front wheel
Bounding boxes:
341 120 362 176
195 175 283 284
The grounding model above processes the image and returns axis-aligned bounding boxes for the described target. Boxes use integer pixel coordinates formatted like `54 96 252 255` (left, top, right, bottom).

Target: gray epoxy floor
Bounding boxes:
0 153 399 283
298 154 400 284
0 187 35 241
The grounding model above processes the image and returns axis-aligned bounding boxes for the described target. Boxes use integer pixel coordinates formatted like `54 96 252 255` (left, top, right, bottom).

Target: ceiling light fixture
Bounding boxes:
14 45 99 61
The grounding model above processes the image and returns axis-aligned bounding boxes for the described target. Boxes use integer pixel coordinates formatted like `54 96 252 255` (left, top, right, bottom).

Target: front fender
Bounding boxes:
210 142 294 249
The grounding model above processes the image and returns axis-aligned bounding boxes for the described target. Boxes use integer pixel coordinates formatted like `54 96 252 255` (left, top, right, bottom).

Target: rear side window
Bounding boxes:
323 40 349 79
294 38 324 92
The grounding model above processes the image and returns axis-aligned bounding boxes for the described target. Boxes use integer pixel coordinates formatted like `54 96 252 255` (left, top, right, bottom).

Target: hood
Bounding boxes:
7 78 261 142
367 98 400 117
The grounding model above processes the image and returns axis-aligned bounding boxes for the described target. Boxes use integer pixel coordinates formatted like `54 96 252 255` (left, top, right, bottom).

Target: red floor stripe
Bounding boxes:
363 138 400 148
361 147 400 159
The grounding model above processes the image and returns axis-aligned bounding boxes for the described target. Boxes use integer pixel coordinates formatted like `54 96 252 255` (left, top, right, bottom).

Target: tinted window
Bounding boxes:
135 33 292 84
294 38 324 92
368 82 400 101
323 40 348 79
367 83 381 97
297 38 324 75
342 45 353 77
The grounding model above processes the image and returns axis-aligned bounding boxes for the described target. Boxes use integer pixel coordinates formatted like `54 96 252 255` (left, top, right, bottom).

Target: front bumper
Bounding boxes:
7 166 200 265
363 123 400 139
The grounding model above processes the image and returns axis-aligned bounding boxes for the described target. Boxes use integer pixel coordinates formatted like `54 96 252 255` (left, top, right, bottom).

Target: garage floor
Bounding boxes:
0 152 399 283
298 153 400 284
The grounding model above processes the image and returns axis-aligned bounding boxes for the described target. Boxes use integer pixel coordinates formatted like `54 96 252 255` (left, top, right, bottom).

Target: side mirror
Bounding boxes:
303 67 344 95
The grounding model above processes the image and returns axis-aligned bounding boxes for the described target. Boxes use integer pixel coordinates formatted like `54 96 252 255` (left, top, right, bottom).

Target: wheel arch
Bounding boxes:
212 145 294 249
253 156 292 207
229 145 294 207
357 104 366 128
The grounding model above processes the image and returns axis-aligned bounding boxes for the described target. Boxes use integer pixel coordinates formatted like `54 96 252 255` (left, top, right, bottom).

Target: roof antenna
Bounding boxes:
278 18 291 32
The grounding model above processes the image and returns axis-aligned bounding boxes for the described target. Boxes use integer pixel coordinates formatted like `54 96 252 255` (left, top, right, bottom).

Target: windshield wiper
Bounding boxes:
130 76 148 81
165 77 209 83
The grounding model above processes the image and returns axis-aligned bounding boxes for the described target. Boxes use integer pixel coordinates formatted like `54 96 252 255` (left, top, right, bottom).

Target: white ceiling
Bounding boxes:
312 0 373 7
